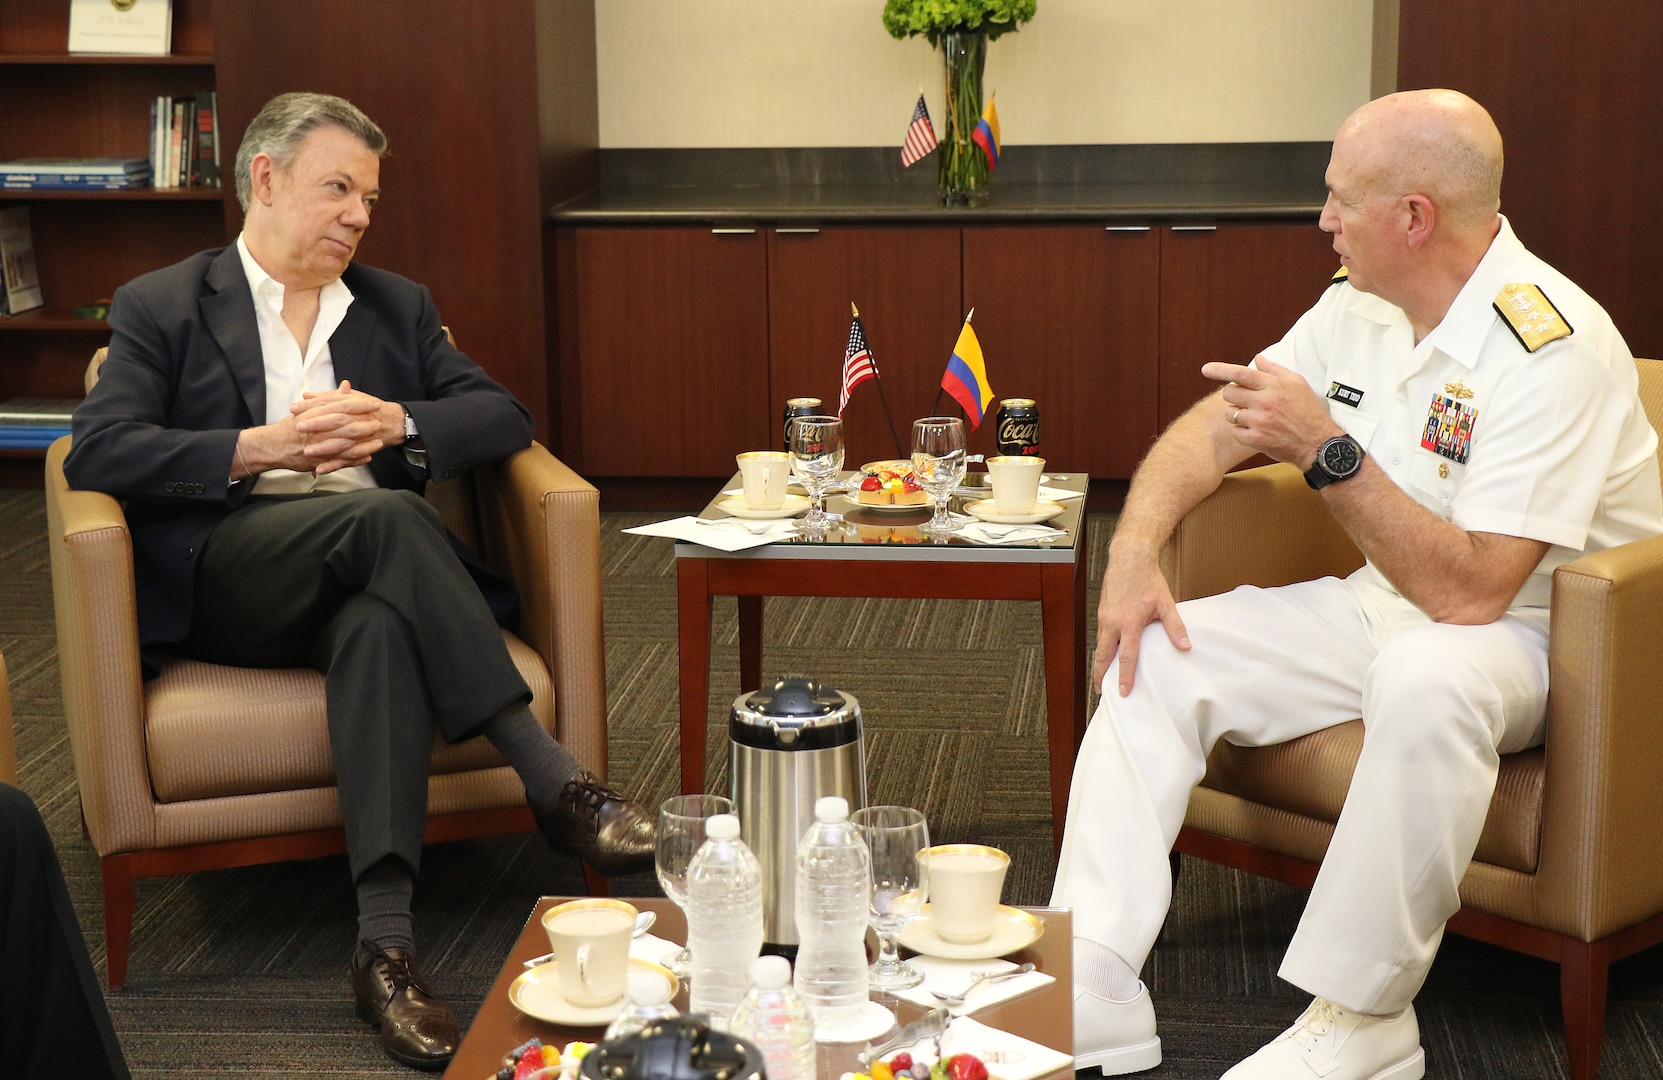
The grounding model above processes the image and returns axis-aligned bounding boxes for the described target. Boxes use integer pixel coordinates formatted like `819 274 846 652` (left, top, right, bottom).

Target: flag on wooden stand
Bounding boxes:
901 92 939 167
940 312 995 429
839 310 879 415
972 95 1001 170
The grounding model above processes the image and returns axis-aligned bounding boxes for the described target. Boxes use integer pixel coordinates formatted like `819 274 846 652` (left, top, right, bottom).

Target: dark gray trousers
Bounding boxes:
178 487 530 879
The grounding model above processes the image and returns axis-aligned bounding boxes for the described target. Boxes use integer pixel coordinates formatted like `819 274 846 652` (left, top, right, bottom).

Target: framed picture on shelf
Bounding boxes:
0 207 44 316
68 0 172 56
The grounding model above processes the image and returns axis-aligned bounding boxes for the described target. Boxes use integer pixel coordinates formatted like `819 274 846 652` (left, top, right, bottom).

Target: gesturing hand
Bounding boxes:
1206 355 1340 468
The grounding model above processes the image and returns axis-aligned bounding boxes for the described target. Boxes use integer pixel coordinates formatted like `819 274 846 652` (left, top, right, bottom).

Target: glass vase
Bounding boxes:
937 31 990 206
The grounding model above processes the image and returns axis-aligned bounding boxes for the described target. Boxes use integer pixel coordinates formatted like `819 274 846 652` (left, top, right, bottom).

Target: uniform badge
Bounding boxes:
1494 283 1573 353
1422 392 1477 465
1327 381 1364 408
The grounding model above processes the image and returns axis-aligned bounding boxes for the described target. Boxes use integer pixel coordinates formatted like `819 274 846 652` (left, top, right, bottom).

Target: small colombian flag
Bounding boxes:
972 95 1001 170
940 314 995 430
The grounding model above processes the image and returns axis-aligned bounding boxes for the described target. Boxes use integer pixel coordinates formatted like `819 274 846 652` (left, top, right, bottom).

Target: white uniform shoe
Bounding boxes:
1074 983 1161 1075
1222 998 1426 1080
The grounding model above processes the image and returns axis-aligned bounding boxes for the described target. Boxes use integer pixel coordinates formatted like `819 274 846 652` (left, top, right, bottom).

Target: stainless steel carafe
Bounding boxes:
729 677 867 948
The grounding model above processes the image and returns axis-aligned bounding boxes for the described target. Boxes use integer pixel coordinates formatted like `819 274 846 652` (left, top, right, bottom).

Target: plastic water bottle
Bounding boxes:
602 976 680 1040
792 795 871 1036
686 812 765 1029
730 955 817 1080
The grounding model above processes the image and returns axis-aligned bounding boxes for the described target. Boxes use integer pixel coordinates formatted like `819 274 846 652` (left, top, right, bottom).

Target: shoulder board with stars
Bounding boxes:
1494 283 1573 353
1328 266 1349 288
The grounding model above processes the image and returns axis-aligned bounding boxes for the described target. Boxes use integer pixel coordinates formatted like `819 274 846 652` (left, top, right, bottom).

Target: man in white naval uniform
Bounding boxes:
1056 89 1663 1080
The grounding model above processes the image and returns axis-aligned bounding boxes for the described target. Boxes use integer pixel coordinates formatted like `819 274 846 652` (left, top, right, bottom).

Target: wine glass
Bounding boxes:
788 415 845 531
911 417 967 534
656 793 734 978
851 805 931 991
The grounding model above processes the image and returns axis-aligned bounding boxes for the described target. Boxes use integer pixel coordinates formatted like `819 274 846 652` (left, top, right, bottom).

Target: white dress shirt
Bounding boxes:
235 233 377 494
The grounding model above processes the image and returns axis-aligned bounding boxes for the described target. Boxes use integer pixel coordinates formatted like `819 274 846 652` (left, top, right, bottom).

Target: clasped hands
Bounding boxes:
235 381 405 479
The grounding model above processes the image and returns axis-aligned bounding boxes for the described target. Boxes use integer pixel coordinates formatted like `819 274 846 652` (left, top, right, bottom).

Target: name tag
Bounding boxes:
1327 382 1364 408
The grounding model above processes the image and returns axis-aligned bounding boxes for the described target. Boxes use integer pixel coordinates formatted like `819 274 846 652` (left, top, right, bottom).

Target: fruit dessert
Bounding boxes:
849 1050 991 1080
856 461 929 507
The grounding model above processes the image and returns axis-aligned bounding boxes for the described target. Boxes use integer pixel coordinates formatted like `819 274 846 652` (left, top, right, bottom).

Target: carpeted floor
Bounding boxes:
2 487 1660 1077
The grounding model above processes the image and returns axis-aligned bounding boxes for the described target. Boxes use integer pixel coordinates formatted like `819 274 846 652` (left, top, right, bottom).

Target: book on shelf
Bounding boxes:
0 399 79 425
0 157 153 191
0 426 73 449
0 207 45 316
68 0 172 56
150 93 219 189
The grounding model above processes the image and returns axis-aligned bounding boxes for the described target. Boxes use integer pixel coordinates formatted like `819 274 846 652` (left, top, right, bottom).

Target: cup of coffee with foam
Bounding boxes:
926 843 1010 944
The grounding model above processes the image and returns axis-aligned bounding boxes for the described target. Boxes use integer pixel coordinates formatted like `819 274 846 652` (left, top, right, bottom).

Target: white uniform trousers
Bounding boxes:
1051 571 1550 1015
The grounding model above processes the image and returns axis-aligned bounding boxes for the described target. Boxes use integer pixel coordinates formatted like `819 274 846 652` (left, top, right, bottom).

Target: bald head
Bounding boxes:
1336 89 1504 232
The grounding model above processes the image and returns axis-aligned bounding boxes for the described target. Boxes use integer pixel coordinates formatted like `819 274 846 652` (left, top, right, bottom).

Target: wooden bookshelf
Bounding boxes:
0 0 229 463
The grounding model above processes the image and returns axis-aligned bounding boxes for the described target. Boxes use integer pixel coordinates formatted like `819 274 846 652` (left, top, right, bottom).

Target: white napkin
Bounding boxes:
939 1016 1074 1080
957 523 1067 545
628 932 682 970
622 516 798 552
890 955 1054 1017
1033 484 1083 503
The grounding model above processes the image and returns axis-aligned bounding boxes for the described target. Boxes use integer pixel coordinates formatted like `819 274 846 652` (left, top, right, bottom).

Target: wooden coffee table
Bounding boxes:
443 896 1074 1080
675 473 1091 849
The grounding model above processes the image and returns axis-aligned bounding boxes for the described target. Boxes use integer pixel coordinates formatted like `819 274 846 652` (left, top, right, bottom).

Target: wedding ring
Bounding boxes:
1230 407 1242 426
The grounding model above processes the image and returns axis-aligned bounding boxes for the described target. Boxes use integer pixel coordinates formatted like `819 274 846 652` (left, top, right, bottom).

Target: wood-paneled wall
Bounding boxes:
1398 1 1663 360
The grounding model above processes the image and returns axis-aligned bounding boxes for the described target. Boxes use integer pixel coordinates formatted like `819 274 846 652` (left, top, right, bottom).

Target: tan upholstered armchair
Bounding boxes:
47 350 609 989
1166 357 1663 1080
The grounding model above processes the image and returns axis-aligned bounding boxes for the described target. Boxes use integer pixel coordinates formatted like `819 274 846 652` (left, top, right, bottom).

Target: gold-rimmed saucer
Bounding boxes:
508 958 678 1026
898 905 1045 960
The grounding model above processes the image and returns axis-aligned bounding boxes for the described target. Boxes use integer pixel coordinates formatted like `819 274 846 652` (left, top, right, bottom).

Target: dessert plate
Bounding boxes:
509 958 678 1026
898 905 1045 960
850 498 933 514
716 494 809 519
962 500 1066 526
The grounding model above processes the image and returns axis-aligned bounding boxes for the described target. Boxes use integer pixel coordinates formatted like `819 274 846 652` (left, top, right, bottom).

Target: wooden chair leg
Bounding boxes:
100 853 136 990
1559 937 1611 1080
582 862 609 898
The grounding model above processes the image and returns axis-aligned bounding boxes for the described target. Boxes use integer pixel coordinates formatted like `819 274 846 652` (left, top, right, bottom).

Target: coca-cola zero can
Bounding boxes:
783 397 823 450
996 398 1040 456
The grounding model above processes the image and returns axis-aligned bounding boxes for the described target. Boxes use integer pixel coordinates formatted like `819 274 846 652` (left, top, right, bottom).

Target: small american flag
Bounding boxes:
839 311 879 415
901 93 939 168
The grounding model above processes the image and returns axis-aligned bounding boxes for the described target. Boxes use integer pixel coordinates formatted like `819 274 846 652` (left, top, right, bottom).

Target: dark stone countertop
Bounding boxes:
550 143 1331 226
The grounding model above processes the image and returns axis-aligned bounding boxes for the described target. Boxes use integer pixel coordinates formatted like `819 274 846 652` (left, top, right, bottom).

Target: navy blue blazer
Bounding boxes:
64 245 534 671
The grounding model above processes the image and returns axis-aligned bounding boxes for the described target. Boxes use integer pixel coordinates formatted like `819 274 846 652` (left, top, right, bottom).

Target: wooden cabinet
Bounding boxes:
0 0 229 465
766 227 961 465
567 227 770 476
963 225 1161 479
557 219 1331 482
1157 223 1341 430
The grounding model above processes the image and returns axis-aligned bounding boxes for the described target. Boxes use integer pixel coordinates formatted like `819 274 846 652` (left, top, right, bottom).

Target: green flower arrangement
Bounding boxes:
881 0 1037 46
883 1 1036 204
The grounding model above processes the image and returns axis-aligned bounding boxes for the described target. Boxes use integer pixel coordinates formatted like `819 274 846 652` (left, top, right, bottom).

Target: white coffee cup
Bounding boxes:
926 843 1010 944
987 455 1046 514
737 450 791 510
541 898 638 1007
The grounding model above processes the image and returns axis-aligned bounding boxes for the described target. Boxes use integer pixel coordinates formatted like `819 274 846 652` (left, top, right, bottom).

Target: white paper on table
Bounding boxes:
621 516 797 552
628 932 682 970
890 954 1054 1017
939 1016 1074 1080
957 523 1067 546
1033 484 1084 503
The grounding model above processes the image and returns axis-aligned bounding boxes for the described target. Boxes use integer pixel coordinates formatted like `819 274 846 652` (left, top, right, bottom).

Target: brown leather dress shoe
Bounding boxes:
351 942 460 1071
535 771 657 876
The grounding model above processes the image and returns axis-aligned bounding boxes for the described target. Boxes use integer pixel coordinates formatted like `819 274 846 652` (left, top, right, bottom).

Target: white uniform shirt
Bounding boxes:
235 233 377 494
1260 216 1663 611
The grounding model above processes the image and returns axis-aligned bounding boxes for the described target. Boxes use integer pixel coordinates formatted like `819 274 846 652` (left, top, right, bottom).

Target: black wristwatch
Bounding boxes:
1304 434 1365 490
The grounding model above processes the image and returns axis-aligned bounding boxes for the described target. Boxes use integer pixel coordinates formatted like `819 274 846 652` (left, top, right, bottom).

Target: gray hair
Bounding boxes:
234 92 388 211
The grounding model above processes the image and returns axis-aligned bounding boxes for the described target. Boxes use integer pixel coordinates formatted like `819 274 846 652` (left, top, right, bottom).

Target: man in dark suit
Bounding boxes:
64 92 654 1071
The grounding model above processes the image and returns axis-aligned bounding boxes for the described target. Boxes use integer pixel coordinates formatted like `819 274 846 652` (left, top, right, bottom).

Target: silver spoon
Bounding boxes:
859 1007 949 1068
928 962 1036 1006
522 909 658 969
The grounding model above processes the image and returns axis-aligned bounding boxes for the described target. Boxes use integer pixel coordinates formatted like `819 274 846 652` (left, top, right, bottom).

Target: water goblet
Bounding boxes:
851 804 931 991
788 415 845 531
911 417 967 534
656 793 734 978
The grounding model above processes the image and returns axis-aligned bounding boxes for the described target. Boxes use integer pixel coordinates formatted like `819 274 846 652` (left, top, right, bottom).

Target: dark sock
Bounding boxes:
355 856 416 954
479 701 582 815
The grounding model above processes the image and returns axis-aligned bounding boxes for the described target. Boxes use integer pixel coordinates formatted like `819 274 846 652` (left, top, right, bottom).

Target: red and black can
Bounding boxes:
782 397 823 450
995 398 1040 456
